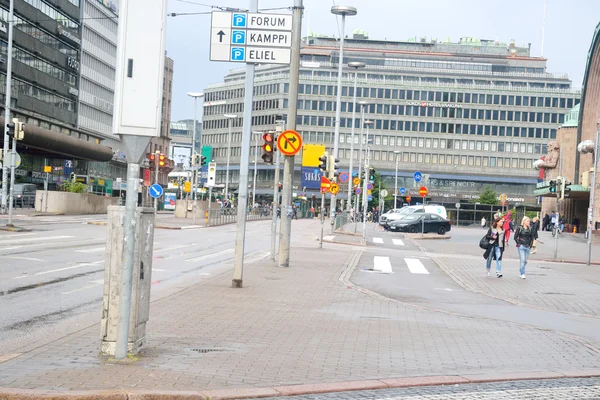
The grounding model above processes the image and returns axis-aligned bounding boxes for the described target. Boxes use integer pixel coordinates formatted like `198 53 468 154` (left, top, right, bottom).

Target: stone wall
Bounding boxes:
35 191 119 214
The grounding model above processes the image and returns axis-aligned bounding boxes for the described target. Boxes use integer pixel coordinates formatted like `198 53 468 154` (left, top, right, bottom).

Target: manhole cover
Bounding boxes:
190 348 226 353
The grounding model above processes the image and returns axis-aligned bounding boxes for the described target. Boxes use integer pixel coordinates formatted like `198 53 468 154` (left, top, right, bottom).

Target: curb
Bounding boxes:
538 258 600 266
86 221 204 230
87 221 107 226
321 238 366 247
404 234 451 240
2 372 600 399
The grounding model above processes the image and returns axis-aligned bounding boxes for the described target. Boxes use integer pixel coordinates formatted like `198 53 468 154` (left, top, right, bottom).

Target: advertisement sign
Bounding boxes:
164 192 176 211
301 167 322 190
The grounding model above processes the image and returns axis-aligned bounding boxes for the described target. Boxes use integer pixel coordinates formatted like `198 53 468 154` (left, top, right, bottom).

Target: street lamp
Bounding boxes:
393 150 401 209
577 123 600 266
224 114 237 199
252 130 262 208
354 100 370 233
187 92 204 201
362 119 373 240
330 4 357 224
347 61 366 212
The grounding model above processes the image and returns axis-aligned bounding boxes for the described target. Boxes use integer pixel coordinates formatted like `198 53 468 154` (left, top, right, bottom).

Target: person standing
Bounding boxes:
494 209 502 220
514 216 534 279
481 216 486 228
503 211 515 242
531 216 540 254
542 213 549 231
484 217 505 278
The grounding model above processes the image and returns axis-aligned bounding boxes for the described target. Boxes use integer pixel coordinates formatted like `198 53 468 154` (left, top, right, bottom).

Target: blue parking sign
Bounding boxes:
231 30 246 44
231 47 245 61
232 13 247 27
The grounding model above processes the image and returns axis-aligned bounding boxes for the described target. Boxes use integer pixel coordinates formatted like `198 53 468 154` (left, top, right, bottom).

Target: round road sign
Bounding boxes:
367 182 374 190
329 183 339 195
419 186 428 197
400 187 406 195
339 171 350 183
380 189 388 197
455 203 461 209
149 183 164 199
413 171 422 182
277 130 302 156
355 187 362 195
353 177 361 186
406 195 411 202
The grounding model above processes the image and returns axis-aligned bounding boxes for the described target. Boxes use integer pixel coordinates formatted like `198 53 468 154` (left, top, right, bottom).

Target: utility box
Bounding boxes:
101 205 156 356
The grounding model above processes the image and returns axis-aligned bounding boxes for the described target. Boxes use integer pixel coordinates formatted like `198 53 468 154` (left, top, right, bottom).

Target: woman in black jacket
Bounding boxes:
514 216 534 279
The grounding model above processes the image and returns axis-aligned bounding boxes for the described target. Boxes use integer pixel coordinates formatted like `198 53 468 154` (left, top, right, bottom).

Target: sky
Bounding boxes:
165 0 600 122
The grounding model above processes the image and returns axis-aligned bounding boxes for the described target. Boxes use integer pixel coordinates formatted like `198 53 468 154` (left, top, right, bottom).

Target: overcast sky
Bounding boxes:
165 0 600 122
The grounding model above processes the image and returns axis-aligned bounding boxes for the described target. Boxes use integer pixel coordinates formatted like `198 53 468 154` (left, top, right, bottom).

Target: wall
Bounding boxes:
35 191 118 214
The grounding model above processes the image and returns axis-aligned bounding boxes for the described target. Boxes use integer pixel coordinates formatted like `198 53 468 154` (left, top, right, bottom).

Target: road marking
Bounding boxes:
0 233 35 240
0 235 73 244
392 239 404 246
0 246 23 252
405 258 429 274
152 268 168 272
185 249 234 262
323 235 335 241
1 256 45 262
61 280 103 295
373 256 393 274
34 260 104 276
0 353 22 363
75 247 105 253
154 244 191 253
373 237 384 244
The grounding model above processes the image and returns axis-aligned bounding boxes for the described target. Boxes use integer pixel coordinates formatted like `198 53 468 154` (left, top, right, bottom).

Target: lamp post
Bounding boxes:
393 150 400 209
354 101 370 233
347 61 365 211
362 119 373 240
187 93 204 201
577 123 600 266
329 5 357 224
252 130 261 208
224 114 237 199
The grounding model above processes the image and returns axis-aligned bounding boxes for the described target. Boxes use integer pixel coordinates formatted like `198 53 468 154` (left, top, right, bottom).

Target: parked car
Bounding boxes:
1 184 37 208
387 212 451 235
383 205 448 227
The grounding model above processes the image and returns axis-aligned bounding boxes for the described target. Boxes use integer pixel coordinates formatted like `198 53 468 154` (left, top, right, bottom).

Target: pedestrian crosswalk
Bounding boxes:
372 237 405 246
366 256 430 275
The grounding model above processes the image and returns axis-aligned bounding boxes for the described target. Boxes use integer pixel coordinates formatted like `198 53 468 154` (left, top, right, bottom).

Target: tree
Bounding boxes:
474 186 499 205
60 181 88 193
367 171 391 210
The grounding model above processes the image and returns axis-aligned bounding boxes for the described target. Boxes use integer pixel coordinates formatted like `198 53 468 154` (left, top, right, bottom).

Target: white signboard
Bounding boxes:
210 11 292 65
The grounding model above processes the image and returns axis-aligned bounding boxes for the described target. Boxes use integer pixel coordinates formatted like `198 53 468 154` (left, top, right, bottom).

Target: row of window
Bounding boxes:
83 0 117 33
0 8 79 58
0 74 75 112
0 40 77 86
23 0 79 29
205 83 281 102
82 52 115 80
82 26 117 60
80 77 114 103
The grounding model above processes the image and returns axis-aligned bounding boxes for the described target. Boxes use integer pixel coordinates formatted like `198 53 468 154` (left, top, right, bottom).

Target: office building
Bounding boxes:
201 32 581 204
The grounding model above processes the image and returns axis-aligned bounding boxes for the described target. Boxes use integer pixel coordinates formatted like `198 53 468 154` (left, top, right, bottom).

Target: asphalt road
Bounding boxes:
0 215 316 354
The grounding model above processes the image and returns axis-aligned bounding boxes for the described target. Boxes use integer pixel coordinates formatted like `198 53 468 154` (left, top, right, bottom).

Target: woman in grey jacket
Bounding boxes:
484 216 506 278
514 216 535 279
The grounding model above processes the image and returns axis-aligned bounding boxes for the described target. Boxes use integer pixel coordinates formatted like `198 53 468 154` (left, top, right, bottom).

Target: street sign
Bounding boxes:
10 152 21 168
353 177 361 186
380 189 388 198
367 183 373 190
183 181 191 193
499 193 508 203
355 187 362 195
320 176 331 194
406 195 411 202
419 186 428 197
368 195 372 201
367 189 372 195
413 171 422 183
329 183 339 195
338 171 350 183
149 183 164 199
302 144 326 167
277 129 302 156
210 12 292 65
207 162 216 187
399 187 406 195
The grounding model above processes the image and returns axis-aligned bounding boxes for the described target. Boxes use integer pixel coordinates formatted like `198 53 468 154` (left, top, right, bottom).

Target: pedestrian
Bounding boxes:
292 204 298 220
542 213 550 231
559 215 565 233
503 211 514 242
550 211 558 232
481 216 486 228
494 209 502 220
575 216 581 233
514 216 534 279
483 217 505 278
531 216 540 254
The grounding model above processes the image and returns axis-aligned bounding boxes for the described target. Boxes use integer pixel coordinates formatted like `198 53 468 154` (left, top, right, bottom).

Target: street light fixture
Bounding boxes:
224 114 237 199
187 92 204 201
393 150 401 208
577 123 600 266
361 119 373 240
347 61 366 212
330 4 357 225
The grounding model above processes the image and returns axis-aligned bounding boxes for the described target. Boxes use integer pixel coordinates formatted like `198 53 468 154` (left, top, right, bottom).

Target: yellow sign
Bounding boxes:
43 166 52 173
353 177 360 186
367 189 372 195
277 130 302 156
302 144 326 167
329 183 339 195
183 181 191 193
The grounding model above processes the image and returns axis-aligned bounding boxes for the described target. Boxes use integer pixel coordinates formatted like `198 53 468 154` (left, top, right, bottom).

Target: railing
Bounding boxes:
205 206 273 227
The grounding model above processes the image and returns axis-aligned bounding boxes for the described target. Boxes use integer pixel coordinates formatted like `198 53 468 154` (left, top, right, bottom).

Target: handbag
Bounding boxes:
479 234 490 250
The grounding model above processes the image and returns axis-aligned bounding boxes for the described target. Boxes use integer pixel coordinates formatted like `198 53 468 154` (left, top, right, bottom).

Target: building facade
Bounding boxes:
169 119 201 170
201 32 581 205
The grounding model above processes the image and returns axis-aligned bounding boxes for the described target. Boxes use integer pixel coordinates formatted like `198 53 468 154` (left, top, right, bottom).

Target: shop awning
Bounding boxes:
0 117 114 161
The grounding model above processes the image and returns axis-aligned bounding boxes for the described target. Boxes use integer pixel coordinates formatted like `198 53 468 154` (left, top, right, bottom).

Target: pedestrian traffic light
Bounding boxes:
549 180 556 194
261 132 274 164
147 153 156 167
318 153 328 173
200 155 207 166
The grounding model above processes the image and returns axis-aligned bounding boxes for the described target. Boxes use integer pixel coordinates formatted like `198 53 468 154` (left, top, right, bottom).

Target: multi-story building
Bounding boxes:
201 32 581 205
169 119 201 170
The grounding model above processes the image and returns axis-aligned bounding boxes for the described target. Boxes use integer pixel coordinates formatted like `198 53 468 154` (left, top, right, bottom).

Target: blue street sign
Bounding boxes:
231 47 245 61
368 195 373 201
413 171 422 182
149 183 164 199
367 183 374 190
400 187 406 195
231 30 246 44
355 188 362 195
232 13 247 27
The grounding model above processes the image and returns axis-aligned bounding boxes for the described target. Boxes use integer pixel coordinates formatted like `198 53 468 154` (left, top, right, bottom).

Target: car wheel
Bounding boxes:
438 226 446 235
409 225 418 234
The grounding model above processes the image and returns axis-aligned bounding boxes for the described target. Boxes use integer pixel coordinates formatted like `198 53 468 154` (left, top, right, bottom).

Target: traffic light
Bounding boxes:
6 123 14 138
278 182 282 192
261 132 275 164
147 153 156 167
200 155 207 166
555 177 563 199
562 178 572 198
318 153 328 173
158 154 166 168
549 180 556 194
327 156 339 180
369 168 376 182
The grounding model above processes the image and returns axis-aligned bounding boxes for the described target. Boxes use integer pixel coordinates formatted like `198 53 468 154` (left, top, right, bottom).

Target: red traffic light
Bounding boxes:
149 154 156 161
263 133 273 142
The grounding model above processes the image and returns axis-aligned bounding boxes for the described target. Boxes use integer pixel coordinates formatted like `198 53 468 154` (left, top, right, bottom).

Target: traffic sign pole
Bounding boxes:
270 135 281 261
231 0 258 288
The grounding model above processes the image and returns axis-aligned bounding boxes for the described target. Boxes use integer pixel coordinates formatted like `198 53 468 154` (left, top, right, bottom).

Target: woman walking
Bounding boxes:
514 216 535 279
531 216 540 254
484 217 505 278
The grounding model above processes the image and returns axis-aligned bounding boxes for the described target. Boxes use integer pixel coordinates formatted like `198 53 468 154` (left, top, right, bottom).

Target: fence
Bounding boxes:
205 205 273 227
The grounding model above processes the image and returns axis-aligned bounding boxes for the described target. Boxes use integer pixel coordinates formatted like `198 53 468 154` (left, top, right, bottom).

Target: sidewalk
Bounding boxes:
1 242 600 398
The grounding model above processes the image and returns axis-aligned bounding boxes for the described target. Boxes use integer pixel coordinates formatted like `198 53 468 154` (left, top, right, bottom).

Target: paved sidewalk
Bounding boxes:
1 245 600 397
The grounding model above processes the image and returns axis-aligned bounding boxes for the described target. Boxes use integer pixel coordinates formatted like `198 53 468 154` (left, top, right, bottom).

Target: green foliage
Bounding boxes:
60 181 88 193
367 172 391 210
473 186 499 205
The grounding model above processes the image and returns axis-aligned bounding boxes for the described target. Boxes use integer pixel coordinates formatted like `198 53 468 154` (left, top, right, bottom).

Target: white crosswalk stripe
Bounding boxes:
405 258 429 274
373 256 393 273
323 235 336 241
392 239 404 246
373 237 384 244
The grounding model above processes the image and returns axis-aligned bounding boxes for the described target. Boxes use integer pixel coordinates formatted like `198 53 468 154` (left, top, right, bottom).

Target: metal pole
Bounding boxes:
394 156 398 209
354 105 365 233
115 162 140 359
191 97 198 201
361 154 368 240
319 193 325 248
252 132 258 208
347 69 359 210
1 0 14 215
270 148 280 261
554 149 563 260
225 118 232 199
587 128 599 266
329 13 346 224
231 0 258 287
7 137 17 226
277 0 302 268
154 150 159 210
421 201 425 236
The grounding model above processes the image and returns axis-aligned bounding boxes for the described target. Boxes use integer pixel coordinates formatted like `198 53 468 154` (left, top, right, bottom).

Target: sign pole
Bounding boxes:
1 0 14 215
320 192 325 248
154 150 159 211
270 148 280 261
277 0 302 268
586 128 599 266
7 136 17 226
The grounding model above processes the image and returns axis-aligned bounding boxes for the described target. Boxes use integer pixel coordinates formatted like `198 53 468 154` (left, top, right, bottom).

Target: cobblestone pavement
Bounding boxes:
260 378 600 400
434 254 600 318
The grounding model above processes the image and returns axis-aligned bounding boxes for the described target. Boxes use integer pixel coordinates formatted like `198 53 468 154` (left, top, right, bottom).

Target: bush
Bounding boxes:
60 181 88 193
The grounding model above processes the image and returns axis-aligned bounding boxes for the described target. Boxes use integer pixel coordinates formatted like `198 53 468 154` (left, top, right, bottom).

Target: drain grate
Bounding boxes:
190 348 226 353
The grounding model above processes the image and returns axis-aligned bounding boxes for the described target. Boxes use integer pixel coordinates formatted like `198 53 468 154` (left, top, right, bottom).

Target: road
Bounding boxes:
0 215 312 354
